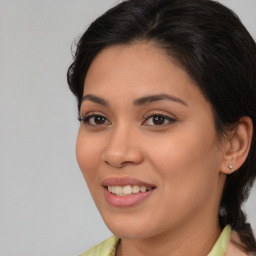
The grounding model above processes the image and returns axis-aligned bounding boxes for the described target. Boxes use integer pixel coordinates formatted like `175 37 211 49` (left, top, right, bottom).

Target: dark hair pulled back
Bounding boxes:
67 0 256 252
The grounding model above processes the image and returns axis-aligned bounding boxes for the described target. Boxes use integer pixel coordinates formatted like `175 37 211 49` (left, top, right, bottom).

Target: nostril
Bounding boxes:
121 161 134 165
101 143 144 167
104 160 133 168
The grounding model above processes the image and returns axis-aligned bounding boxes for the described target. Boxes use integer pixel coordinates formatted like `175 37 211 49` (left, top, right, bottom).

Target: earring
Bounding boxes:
228 164 233 172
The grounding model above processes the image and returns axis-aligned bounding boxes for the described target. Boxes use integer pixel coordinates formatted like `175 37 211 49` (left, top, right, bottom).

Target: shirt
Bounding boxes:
79 225 235 256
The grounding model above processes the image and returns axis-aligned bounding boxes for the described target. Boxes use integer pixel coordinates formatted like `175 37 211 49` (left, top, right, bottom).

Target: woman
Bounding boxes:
67 0 256 255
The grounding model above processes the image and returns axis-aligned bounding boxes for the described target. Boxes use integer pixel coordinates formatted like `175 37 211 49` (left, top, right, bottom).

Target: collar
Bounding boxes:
208 225 231 256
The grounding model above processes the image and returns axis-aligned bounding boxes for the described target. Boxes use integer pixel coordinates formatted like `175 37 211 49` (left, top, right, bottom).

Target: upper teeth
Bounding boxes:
108 185 153 196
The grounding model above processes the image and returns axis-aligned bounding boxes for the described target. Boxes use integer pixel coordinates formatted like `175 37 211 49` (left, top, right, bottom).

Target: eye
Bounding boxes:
79 114 111 126
143 113 176 126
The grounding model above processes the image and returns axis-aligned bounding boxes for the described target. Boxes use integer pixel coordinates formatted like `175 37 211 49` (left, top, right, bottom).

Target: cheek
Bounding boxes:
147 125 220 200
76 129 102 184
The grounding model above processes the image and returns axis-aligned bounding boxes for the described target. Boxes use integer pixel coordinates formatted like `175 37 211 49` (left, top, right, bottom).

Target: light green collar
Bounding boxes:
208 225 231 256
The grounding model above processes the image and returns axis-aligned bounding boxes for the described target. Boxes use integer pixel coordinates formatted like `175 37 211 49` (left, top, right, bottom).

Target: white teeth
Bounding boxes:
132 185 140 193
115 186 122 195
140 186 147 192
123 185 132 195
107 185 153 196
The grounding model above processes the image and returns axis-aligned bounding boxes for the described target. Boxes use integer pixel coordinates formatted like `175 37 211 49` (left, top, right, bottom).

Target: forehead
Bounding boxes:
83 42 198 97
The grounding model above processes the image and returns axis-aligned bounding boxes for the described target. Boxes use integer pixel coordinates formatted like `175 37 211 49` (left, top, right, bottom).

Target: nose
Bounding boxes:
101 124 143 168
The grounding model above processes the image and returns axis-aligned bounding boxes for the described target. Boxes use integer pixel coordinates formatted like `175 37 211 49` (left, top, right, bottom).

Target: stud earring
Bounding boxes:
228 164 233 172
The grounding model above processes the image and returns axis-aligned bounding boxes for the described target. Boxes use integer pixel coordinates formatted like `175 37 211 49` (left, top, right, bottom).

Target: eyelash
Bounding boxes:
79 114 110 126
143 112 176 126
79 112 176 127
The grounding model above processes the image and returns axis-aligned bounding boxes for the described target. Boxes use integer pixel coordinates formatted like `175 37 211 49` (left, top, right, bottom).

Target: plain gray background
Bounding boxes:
0 1 255 255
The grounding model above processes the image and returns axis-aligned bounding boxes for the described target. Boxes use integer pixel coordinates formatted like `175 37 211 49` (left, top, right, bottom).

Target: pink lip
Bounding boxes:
102 177 156 207
104 188 154 207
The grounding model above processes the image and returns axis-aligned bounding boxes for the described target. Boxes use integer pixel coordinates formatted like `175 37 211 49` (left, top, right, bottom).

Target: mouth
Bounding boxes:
102 177 156 207
107 185 155 196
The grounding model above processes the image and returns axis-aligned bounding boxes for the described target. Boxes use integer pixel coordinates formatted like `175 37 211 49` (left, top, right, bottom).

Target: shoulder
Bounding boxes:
225 231 255 256
79 236 119 256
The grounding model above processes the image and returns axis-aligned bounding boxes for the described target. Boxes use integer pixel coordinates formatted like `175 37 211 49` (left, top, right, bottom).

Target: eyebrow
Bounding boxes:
81 94 110 107
133 93 187 106
81 93 187 107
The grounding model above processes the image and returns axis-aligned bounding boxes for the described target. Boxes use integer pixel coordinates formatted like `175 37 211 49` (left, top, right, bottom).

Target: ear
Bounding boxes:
220 116 253 174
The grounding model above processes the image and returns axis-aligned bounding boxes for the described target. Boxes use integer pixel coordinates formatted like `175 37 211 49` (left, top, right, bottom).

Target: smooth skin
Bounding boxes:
76 42 252 256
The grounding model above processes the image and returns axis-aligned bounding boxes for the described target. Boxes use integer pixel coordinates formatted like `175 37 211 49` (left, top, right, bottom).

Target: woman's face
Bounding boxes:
76 43 226 239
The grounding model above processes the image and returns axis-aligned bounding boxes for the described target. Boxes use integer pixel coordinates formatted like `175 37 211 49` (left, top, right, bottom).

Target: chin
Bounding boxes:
108 226 149 239
102 214 151 239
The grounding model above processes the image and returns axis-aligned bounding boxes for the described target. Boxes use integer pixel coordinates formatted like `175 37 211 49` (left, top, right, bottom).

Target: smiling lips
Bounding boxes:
103 177 156 207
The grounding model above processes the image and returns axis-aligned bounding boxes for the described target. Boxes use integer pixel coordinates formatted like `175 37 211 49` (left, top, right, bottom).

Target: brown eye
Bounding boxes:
93 115 107 125
80 114 110 126
143 114 176 126
151 116 166 125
